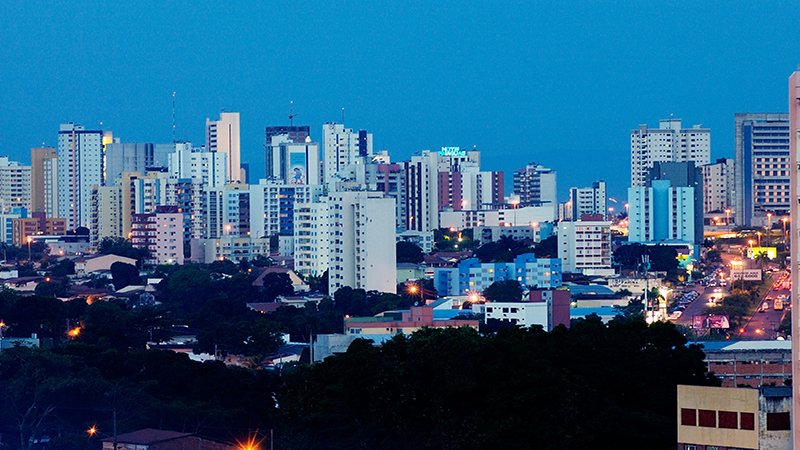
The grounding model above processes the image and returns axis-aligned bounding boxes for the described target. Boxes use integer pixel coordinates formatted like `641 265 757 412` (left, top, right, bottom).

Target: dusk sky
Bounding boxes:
1 1 798 201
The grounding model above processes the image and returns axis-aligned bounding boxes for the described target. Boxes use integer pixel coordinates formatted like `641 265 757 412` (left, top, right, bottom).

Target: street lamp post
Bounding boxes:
725 208 731 226
26 236 32 261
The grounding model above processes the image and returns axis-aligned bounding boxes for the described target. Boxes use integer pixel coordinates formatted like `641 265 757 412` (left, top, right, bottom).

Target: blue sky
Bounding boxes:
0 1 797 202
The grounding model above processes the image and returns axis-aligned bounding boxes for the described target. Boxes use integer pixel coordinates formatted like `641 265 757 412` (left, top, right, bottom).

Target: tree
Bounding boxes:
475 236 531 262
483 279 524 302
48 258 75 277
110 261 142 291
259 272 295 302
534 235 558 258
396 241 424 263
97 237 148 264
34 277 71 298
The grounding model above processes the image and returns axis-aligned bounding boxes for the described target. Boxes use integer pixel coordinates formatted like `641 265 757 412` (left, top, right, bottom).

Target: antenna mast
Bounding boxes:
289 100 297 126
172 91 177 143
341 107 345 124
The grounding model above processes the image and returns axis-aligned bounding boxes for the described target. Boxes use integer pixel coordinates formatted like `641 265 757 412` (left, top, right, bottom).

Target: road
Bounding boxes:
738 270 789 340
675 283 729 328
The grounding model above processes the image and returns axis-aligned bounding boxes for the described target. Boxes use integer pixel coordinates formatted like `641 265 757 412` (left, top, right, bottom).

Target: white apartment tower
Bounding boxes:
557 220 613 276
322 123 372 182
630 118 710 187
206 112 241 182
567 180 607 220
0 157 31 210
404 151 440 232
58 123 106 230
328 191 396 294
293 201 330 277
168 142 227 189
701 158 735 216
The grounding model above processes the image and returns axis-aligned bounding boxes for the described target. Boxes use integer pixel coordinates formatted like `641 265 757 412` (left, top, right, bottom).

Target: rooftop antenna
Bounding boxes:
172 91 177 143
289 100 298 126
341 107 345 124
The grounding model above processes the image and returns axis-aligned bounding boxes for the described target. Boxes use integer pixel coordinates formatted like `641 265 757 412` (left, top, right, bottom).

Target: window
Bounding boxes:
680 408 696 426
718 410 737 429
740 412 755 430
698 409 716 427
766 412 790 431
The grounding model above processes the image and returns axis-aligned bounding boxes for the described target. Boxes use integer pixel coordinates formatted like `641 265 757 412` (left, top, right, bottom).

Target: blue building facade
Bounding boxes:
433 253 562 297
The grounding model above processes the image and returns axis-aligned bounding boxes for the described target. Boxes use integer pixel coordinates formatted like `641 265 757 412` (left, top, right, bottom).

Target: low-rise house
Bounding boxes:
2 276 43 292
345 305 479 337
101 428 235 450
253 267 309 292
74 254 137 276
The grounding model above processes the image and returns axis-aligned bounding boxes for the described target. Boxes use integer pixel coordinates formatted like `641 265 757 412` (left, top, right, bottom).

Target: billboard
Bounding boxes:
746 246 777 260
692 315 730 329
730 269 762 281
288 151 307 185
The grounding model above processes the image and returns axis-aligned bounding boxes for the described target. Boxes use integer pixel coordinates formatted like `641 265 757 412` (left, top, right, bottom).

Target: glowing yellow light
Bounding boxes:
67 327 81 338
87 425 97 436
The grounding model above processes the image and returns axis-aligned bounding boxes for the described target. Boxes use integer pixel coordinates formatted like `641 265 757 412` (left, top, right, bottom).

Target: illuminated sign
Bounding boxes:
439 146 466 157
692 314 730 329
745 247 777 260
730 269 762 281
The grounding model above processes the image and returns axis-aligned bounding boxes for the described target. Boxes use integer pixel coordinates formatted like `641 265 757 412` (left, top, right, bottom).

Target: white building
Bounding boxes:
190 236 271 264
439 205 555 229
168 142 227 189
701 158 735 217
566 180 607 221
121 171 171 238
557 220 613 276
57 123 105 229
293 201 330 277
403 151 440 232
484 301 549 328
249 180 324 240
630 118 710 187
202 183 250 239
206 112 241 182
0 157 31 211
513 163 557 207
322 123 372 182
328 191 396 294
266 135 321 185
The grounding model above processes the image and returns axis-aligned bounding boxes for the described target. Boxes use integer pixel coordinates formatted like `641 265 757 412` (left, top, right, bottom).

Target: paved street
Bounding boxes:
738 270 789 339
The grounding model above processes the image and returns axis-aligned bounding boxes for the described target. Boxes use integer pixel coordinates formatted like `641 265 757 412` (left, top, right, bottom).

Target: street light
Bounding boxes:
725 208 732 225
782 217 789 242
26 236 32 261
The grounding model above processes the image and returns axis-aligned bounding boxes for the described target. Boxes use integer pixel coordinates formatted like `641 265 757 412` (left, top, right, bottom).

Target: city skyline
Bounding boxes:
2 2 799 201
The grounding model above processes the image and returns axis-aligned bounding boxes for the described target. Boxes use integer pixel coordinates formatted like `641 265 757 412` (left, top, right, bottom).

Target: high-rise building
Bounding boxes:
787 69 800 448
105 142 156 186
557 218 613 275
734 113 790 226
512 163 557 208
249 180 323 239
202 183 250 239
566 180 607 221
701 158 735 220
168 142 227 189
31 148 58 218
265 137 321 185
266 125 310 178
630 118 710 187
121 171 170 238
57 123 105 230
90 185 123 244
131 205 184 265
328 191 396 294
0 157 31 211
206 112 241 182
438 166 504 211
628 161 703 247
403 151 440 232
322 123 372 182
293 200 330 277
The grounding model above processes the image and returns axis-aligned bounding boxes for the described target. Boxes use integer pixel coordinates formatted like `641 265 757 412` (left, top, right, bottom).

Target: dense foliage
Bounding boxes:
279 316 717 449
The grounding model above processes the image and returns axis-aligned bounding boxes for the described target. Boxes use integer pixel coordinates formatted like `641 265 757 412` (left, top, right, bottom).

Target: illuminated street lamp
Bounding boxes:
756 231 762 247
26 236 32 261
782 217 789 242
87 425 97 437
748 239 755 248
725 208 731 225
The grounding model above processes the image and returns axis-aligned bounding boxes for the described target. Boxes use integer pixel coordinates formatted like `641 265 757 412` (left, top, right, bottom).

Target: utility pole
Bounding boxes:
642 254 651 322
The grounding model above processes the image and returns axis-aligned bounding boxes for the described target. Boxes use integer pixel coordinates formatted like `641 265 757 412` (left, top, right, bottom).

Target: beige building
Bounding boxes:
206 112 241 182
701 158 735 218
91 185 123 244
0 156 31 210
121 171 169 238
30 147 58 217
677 384 790 450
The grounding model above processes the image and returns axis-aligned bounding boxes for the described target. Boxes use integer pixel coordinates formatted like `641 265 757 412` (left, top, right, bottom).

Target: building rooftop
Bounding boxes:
102 428 191 445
